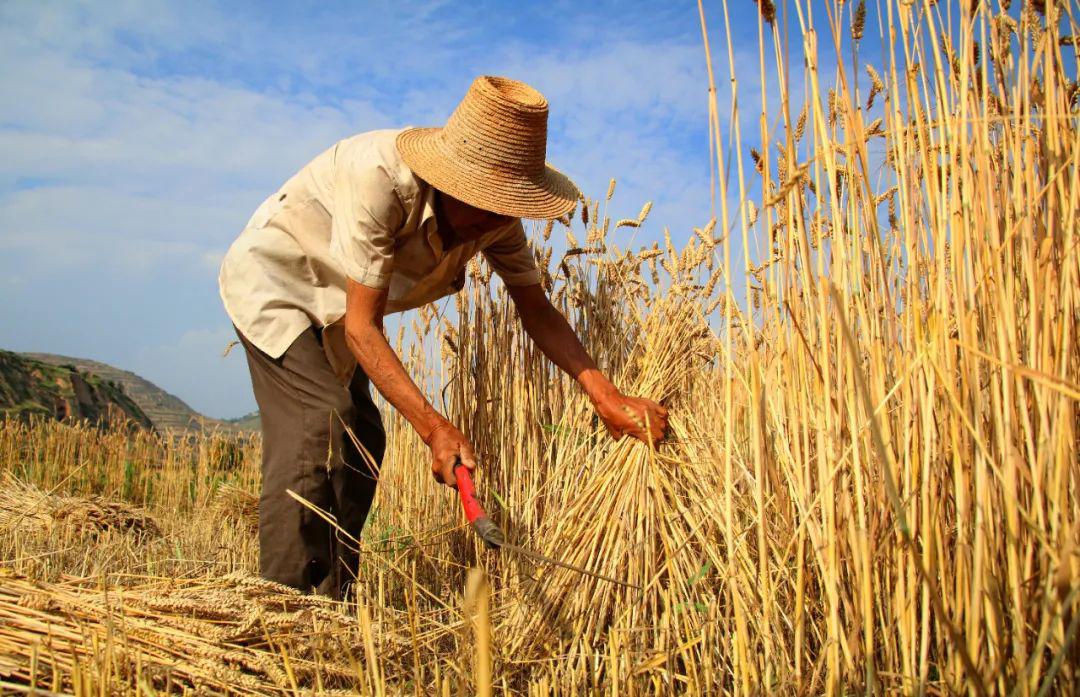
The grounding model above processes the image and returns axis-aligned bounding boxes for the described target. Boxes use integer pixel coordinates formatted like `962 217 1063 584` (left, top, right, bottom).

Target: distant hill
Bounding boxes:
221 411 261 432
21 353 260 434
0 350 153 429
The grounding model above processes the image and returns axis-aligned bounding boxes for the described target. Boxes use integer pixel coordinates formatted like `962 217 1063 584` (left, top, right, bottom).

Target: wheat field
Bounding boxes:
1 0 1077 694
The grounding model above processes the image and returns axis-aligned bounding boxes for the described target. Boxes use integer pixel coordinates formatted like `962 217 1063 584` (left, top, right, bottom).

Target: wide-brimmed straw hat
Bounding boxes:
396 76 579 220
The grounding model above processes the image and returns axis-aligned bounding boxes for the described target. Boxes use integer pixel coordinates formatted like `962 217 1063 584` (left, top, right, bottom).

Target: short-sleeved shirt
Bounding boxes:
219 128 540 382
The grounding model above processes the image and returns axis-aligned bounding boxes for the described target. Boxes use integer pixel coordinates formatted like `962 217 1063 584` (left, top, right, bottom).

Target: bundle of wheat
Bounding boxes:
211 482 259 534
0 475 159 537
0 571 405 694
497 298 723 678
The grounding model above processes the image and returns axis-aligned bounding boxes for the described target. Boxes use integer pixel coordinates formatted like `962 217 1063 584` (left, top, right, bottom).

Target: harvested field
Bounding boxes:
1 0 1078 694
0 475 160 538
0 573 381 695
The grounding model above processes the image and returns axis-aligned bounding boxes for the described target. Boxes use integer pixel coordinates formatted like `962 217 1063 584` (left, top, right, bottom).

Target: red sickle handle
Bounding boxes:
454 462 486 525
455 462 505 549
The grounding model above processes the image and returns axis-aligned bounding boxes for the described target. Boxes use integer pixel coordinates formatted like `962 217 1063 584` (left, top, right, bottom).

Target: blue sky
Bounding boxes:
0 0 812 418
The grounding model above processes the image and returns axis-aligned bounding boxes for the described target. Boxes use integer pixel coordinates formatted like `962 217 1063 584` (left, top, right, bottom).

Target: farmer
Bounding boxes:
219 76 668 598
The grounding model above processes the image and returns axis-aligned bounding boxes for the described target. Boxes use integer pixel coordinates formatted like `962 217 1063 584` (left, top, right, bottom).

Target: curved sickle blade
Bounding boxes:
454 463 639 589
498 541 641 590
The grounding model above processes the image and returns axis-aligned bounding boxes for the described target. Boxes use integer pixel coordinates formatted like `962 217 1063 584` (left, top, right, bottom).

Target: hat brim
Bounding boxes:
396 127 579 220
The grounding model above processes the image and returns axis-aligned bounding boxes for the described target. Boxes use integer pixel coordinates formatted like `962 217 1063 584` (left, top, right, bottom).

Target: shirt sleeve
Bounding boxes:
482 219 542 287
328 153 403 289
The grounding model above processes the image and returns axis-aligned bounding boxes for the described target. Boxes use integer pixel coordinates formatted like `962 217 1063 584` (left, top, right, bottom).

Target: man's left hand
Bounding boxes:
593 392 669 445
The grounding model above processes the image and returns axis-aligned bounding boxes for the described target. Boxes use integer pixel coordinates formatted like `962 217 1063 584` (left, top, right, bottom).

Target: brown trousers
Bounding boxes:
235 324 384 598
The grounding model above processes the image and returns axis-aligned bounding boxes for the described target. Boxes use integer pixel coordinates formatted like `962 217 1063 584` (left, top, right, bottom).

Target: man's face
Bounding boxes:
436 191 514 241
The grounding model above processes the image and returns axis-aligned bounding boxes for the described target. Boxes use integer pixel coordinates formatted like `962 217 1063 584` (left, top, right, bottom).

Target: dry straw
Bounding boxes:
0 572 395 694
210 482 259 534
0 474 159 538
0 0 1077 693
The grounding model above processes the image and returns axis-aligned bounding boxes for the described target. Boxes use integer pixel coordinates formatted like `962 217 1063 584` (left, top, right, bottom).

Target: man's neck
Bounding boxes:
433 192 463 250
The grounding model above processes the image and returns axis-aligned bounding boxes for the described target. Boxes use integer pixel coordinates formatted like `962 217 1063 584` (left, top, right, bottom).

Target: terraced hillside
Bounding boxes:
220 410 261 432
22 353 259 434
0 351 152 429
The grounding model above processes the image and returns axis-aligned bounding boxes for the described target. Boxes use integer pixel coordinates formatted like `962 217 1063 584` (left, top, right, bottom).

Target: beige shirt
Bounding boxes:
219 128 540 382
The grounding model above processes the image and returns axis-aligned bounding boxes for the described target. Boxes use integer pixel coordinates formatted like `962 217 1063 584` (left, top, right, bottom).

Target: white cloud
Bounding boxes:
129 324 255 418
200 249 226 273
0 9 400 278
0 185 237 272
509 42 716 239
0 1 772 417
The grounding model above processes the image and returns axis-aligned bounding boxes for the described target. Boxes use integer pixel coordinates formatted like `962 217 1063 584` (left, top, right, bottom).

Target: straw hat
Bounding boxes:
396 76 579 220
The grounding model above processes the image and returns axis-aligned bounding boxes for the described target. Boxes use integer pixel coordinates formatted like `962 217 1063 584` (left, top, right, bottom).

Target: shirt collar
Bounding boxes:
417 180 443 258
414 178 508 258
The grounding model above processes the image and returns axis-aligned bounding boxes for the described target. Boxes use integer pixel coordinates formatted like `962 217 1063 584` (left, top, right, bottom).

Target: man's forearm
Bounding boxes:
514 298 619 404
346 324 447 441
505 284 669 444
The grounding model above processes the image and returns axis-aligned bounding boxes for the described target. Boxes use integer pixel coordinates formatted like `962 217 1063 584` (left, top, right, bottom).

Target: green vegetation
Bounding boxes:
24 352 260 433
0 350 151 428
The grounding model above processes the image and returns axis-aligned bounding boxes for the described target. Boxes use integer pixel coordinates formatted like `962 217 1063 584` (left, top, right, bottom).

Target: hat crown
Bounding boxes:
395 75 578 219
440 76 549 178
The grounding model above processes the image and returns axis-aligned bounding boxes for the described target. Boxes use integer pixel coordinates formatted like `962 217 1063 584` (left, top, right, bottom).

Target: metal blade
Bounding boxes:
497 541 641 590
472 518 637 588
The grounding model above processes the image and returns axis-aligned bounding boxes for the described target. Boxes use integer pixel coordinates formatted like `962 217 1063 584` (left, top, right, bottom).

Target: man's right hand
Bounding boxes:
345 280 479 489
425 421 477 487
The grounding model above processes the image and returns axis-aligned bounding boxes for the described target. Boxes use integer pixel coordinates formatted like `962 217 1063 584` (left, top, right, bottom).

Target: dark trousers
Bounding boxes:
235 324 384 598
